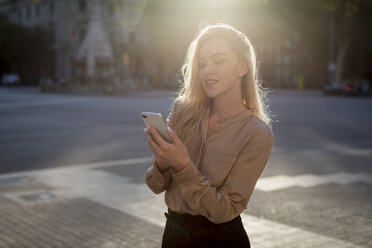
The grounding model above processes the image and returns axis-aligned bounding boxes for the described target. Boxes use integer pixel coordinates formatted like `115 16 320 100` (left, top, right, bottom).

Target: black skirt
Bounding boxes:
162 209 251 248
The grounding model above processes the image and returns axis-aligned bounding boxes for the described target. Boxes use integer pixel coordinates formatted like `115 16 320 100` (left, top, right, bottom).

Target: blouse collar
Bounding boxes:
215 107 254 125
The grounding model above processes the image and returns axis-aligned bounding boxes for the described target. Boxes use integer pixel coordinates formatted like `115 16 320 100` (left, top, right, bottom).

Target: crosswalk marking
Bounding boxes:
1 157 371 192
126 197 363 248
0 157 154 180
256 172 372 191
29 168 363 248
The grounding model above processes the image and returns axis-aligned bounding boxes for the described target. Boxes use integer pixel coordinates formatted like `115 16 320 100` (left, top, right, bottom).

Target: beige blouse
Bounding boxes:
145 107 274 224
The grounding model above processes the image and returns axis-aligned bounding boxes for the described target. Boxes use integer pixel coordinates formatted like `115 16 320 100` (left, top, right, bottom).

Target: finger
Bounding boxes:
167 126 182 146
146 131 161 155
148 126 169 148
145 129 162 155
144 129 155 153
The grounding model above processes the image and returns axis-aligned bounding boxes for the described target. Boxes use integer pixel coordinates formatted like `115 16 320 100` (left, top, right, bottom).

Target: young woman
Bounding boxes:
144 23 274 248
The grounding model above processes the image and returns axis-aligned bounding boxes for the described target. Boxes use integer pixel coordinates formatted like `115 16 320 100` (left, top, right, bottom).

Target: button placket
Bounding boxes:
196 141 205 170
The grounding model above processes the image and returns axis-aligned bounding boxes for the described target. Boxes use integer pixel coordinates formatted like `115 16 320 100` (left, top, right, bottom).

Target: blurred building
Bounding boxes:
1 0 338 90
142 0 310 89
0 0 150 89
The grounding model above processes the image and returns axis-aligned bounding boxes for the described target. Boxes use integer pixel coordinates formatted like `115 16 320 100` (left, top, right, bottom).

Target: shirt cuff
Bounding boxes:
172 159 201 187
153 160 173 179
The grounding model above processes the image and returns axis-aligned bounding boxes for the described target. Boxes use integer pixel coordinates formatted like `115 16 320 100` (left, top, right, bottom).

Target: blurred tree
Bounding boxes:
140 0 372 88
316 0 372 83
271 0 372 84
0 15 54 85
261 0 329 87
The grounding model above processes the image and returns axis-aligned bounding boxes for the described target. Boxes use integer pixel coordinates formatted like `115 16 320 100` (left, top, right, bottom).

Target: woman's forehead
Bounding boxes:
198 38 233 58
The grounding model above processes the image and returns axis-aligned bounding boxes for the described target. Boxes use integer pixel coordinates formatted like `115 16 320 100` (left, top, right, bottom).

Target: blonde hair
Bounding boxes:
166 23 273 155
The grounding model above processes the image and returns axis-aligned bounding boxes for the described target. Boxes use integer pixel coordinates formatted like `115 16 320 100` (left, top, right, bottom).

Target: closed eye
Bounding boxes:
198 61 206 68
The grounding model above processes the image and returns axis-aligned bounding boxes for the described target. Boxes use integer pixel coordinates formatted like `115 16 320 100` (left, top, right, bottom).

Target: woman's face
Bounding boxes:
198 38 243 99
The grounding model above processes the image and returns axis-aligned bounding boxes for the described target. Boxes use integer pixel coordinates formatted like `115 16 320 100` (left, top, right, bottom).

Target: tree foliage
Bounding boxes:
267 0 372 82
0 14 54 85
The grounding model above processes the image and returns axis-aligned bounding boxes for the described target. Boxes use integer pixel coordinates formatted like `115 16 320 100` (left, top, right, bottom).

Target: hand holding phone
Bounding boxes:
141 112 173 143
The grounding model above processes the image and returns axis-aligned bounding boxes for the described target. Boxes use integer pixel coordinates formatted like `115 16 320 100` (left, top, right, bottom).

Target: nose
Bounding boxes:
203 61 214 75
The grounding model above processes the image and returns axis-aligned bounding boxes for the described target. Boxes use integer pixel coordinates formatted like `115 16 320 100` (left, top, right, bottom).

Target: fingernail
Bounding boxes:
146 125 151 129
167 126 173 132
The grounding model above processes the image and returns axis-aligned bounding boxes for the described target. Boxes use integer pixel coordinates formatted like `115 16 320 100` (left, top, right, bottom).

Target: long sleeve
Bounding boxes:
145 157 173 194
172 126 274 224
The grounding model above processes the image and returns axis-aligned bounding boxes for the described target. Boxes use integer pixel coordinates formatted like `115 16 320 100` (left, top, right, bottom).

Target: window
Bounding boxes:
79 27 87 42
26 6 30 20
49 1 54 15
79 1 86 12
35 4 40 17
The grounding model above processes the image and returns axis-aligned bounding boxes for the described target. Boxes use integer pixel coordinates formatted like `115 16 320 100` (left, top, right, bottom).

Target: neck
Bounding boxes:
210 97 247 120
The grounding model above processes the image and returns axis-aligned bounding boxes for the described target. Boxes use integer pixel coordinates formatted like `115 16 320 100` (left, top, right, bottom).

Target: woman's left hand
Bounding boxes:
144 125 191 172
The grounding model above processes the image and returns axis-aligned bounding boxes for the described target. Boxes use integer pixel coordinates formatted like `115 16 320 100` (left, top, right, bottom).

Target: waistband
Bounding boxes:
165 208 242 226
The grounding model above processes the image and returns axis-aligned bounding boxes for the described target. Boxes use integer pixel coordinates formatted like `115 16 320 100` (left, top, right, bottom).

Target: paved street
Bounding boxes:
0 86 371 247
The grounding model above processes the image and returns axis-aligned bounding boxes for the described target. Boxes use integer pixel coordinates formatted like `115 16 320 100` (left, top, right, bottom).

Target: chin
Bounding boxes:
206 91 222 98
203 84 232 99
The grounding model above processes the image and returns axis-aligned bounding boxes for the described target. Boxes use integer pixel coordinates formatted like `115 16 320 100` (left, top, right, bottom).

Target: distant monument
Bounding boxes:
76 0 113 85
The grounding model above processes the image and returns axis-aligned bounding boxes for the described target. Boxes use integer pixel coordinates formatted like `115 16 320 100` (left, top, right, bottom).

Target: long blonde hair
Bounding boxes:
166 23 273 155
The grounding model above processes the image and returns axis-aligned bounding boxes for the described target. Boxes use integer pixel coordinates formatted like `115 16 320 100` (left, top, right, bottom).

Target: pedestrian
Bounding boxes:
144 23 274 248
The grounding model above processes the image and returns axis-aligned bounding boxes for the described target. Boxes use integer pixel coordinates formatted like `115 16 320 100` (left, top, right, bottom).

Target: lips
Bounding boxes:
205 80 218 86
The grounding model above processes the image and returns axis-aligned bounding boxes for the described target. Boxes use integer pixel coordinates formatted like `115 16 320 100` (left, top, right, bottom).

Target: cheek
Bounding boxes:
220 64 239 82
198 70 203 81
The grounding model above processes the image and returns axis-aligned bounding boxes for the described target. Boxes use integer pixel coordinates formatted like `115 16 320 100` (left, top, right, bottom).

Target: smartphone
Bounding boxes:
141 112 173 143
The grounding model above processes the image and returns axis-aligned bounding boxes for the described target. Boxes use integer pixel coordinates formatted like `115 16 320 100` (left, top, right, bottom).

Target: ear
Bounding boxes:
238 62 248 78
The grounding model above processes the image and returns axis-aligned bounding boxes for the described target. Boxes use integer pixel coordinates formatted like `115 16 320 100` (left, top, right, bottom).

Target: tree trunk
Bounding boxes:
333 38 351 83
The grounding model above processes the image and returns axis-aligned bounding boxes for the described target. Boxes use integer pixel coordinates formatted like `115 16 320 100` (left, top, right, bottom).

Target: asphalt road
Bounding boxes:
0 86 371 176
0 86 371 247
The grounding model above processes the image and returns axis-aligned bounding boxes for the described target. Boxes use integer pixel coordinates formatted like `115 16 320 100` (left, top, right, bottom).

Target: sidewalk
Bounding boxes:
0 159 366 248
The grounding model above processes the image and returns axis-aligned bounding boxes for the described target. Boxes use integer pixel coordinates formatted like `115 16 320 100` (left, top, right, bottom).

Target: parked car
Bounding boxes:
1 74 21 86
323 79 371 96
323 81 345 95
358 79 371 96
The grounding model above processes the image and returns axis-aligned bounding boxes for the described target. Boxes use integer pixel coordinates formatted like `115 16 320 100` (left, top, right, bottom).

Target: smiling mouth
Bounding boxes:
205 80 218 86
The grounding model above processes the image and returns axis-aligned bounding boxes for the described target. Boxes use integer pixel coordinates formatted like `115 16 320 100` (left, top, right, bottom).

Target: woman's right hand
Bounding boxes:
155 160 171 173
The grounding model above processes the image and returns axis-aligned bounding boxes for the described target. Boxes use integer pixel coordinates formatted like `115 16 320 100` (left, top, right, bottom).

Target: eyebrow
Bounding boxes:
199 53 226 59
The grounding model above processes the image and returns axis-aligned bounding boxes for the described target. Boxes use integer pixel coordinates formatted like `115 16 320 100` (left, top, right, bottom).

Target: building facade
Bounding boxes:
0 0 151 89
